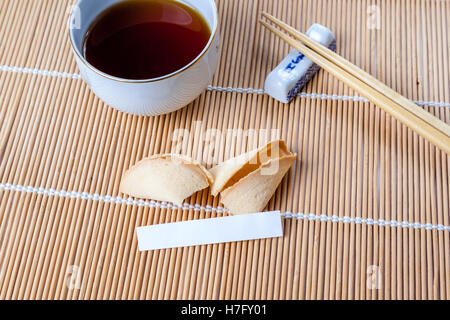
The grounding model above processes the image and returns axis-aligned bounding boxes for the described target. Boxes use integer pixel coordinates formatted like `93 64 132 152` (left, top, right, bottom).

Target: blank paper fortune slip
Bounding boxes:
137 211 283 251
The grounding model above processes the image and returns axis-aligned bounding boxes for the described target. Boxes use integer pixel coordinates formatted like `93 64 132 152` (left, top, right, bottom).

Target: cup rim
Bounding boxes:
69 0 219 83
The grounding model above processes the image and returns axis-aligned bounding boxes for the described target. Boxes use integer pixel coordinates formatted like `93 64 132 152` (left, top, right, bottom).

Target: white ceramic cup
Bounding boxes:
69 0 220 116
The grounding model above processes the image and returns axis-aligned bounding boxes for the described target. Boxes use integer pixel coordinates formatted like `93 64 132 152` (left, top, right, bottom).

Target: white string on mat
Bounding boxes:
0 182 229 214
280 212 449 231
1 64 450 108
1 182 449 232
0 65 82 80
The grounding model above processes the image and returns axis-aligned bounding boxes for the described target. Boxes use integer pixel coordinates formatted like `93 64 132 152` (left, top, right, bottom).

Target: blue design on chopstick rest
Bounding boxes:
328 39 337 55
287 65 320 101
284 52 306 72
286 40 337 101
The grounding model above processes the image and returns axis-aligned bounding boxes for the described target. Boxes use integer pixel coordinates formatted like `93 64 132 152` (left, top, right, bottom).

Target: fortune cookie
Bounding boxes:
209 140 296 214
120 154 213 206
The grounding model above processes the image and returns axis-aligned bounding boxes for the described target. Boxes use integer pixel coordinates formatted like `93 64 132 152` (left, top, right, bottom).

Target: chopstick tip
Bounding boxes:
258 19 271 29
261 11 273 20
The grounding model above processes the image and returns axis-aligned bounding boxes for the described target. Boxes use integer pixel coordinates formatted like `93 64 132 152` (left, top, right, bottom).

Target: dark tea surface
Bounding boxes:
83 0 211 80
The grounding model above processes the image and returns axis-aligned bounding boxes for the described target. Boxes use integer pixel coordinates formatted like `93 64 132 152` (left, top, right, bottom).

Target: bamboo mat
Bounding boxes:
0 0 449 300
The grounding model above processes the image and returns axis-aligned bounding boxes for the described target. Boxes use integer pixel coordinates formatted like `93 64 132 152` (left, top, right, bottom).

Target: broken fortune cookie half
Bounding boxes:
119 154 213 206
209 140 296 215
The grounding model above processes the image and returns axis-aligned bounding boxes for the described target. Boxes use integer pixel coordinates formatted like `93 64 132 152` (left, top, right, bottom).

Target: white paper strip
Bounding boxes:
137 211 283 251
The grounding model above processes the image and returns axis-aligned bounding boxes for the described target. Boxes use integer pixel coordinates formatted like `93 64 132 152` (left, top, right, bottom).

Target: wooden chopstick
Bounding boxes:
262 12 450 138
260 14 450 155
